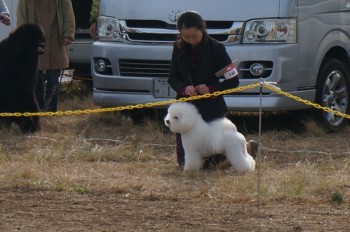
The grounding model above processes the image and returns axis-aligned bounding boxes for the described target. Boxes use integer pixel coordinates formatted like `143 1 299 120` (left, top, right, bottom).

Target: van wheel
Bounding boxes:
315 58 350 132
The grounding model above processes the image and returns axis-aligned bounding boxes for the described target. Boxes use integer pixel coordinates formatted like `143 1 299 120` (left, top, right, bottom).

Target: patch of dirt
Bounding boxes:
1 188 349 231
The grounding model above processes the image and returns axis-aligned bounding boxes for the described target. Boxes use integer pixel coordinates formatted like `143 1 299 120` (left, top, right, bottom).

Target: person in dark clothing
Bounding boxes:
168 11 257 169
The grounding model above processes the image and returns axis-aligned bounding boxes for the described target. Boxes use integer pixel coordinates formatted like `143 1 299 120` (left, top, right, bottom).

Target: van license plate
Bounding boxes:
154 78 176 98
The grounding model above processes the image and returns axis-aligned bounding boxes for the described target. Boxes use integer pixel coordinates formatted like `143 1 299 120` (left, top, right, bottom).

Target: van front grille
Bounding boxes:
120 20 243 44
128 33 177 42
125 20 234 30
119 59 171 77
127 33 230 43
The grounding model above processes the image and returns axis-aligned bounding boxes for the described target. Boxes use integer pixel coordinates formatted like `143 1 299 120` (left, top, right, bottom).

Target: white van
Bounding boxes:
91 0 350 131
0 0 93 79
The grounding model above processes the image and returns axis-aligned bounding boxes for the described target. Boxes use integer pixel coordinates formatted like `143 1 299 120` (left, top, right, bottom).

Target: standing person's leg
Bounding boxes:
35 70 45 110
45 70 60 112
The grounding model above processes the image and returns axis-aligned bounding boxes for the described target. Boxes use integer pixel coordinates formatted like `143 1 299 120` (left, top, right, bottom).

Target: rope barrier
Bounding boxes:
1 82 350 119
0 83 260 117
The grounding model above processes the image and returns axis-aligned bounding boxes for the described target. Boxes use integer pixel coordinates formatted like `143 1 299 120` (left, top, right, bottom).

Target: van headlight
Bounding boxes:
98 16 123 41
243 18 296 43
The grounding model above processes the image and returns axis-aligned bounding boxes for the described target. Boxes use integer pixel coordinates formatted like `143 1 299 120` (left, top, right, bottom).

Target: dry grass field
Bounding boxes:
0 81 349 231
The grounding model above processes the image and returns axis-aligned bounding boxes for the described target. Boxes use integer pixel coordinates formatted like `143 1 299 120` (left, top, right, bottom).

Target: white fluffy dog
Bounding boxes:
164 102 255 172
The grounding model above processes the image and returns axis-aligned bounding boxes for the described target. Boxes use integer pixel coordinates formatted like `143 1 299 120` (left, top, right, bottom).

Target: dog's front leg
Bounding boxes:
184 152 203 171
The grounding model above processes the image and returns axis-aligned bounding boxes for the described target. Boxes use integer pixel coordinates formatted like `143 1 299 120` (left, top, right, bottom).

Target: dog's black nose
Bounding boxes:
165 120 170 125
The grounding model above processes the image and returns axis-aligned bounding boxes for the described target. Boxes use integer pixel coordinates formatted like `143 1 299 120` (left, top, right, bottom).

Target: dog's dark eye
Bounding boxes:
174 116 179 120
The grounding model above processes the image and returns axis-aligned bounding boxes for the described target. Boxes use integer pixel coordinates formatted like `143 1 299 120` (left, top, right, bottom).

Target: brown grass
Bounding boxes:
0 81 349 231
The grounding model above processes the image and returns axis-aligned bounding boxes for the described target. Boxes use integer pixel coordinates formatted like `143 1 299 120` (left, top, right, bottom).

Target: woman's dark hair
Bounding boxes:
177 11 205 32
175 11 208 48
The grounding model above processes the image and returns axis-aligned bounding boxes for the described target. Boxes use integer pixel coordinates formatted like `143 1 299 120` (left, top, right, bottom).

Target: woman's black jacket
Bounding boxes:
168 36 239 121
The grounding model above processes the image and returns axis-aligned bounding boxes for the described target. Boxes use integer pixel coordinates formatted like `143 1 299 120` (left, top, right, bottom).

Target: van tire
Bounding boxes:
315 58 350 132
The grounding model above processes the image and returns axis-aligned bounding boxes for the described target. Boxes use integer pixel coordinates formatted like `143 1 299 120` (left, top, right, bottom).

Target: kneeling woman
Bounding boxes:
168 11 257 169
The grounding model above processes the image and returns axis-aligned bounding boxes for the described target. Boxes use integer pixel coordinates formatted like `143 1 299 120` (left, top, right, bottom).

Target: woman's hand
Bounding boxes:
195 84 209 94
0 13 11 26
90 22 98 40
63 37 73 46
184 85 198 96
